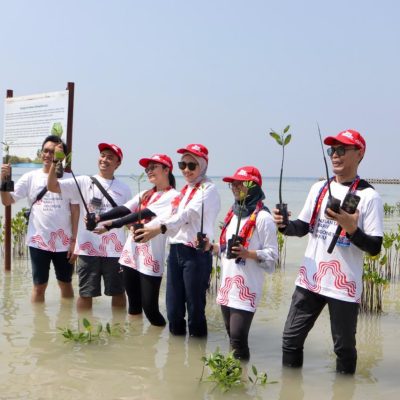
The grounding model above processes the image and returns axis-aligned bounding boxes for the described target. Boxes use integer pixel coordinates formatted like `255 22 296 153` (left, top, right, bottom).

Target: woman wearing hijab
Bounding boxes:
209 166 278 360
135 144 221 337
93 154 178 326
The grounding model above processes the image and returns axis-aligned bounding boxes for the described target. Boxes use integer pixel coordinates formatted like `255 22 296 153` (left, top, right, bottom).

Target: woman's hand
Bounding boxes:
325 208 359 236
133 225 161 243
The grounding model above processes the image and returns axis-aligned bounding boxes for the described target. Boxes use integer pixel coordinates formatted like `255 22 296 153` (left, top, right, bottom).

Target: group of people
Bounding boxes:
1 129 383 375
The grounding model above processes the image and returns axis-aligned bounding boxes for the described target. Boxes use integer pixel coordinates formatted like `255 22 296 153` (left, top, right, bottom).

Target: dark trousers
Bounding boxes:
221 305 254 361
282 286 359 374
123 266 166 326
166 244 212 337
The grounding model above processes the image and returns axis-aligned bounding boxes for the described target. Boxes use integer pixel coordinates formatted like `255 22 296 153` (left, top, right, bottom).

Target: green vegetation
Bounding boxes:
361 225 400 313
276 230 287 269
269 125 292 205
383 202 400 216
200 348 276 393
58 318 125 344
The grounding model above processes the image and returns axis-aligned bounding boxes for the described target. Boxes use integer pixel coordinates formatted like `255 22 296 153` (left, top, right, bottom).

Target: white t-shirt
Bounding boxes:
59 174 131 257
295 179 383 303
216 209 278 312
117 188 179 276
161 179 221 247
11 169 79 252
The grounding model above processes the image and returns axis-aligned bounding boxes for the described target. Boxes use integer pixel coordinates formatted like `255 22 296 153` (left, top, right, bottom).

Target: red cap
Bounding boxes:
139 154 173 171
324 130 366 151
177 143 208 161
98 143 123 161
223 166 262 186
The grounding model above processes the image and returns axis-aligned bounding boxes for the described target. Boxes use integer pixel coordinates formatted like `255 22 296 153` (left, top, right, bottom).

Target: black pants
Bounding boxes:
221 305 254 361
123 266 166 326
282 286 359 374
166 244 212 337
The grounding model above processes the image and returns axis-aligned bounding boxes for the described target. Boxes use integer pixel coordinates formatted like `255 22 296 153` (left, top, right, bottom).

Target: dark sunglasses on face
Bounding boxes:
327 146 358 157
178 161 198 171
145 164 161 173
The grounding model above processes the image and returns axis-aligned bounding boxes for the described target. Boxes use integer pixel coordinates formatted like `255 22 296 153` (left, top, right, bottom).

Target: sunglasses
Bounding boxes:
327 146 358 157
178 161 198 171
145 164 162 173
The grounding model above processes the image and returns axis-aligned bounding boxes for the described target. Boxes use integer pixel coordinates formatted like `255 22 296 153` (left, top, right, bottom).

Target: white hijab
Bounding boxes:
182 152 208 186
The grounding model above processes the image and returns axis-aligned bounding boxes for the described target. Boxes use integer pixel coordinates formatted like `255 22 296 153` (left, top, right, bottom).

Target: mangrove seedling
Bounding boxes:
269 125 292 226
196 183 207 252
58 317 124 344
200 348 275 393
1 140 14 192
226 180 254 260
130 172 147 242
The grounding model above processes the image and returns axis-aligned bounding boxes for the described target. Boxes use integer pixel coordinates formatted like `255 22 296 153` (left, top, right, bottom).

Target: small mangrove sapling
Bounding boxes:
131 172 146 242
269 125 292 226
196 183 206 252
226 181 254 260
0 141 14 192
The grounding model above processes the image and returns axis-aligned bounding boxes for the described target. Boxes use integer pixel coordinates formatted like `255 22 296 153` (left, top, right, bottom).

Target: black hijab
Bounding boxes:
232 184 265 217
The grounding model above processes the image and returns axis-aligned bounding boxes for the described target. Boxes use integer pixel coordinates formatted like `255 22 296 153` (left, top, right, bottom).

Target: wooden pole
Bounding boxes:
4 89 13 271
65 82 75 172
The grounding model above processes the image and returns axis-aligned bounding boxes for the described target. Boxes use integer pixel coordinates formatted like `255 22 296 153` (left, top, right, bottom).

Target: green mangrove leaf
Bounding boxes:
284 134 292 146
82 318 91 329
269 131 281 143
54 151 65 161
51 122 63 137
283 125 290 133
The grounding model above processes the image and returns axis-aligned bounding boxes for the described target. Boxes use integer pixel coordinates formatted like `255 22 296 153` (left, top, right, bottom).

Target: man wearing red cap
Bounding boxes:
47 143 131 310
273 129 383 374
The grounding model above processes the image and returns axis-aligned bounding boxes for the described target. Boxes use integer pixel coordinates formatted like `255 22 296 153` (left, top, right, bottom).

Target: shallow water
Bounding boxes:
1 251 399 400
1 177 399 399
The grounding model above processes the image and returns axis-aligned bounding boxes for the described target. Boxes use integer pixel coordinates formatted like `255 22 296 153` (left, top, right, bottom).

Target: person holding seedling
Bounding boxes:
273 129 383 374
1 135 79 303
135 144 220 337
206 166 278 360
47 142 131 311
93 154 179 326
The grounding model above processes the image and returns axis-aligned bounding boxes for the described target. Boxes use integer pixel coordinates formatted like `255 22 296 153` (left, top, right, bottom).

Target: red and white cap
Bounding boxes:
139 154 173 171
324 129 366 151
98 143 123 161
223 166 262 186
177 143 208 161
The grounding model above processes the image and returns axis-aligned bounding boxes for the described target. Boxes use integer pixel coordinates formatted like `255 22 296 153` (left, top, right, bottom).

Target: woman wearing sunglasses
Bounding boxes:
135 144 221 337
93 154 178 326
209 166 278 360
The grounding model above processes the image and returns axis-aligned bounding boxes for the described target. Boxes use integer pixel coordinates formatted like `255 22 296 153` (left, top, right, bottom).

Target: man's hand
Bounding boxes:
325 207 359 236
272 208 291 229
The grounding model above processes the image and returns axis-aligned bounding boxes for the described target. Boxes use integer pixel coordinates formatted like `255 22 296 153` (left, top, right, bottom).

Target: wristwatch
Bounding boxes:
160 224 167 234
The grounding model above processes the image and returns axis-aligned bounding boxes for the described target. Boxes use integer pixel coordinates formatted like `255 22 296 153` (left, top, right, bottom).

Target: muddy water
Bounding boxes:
0 251 399 400
1 178 399 399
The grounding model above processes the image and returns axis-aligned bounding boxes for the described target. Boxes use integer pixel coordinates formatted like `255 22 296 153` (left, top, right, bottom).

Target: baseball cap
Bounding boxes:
177 143 208 161
223 166 262 186
324 130 366 151
98 143 123 161
139 154 173 171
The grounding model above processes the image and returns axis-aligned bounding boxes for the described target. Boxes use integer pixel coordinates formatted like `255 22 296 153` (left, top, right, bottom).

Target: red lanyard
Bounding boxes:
171 182 201 214
140 187 172 209
309 176 360 233
219 201 263 251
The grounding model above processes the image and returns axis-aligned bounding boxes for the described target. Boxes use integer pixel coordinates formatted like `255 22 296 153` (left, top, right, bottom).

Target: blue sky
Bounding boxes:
1 0 398 178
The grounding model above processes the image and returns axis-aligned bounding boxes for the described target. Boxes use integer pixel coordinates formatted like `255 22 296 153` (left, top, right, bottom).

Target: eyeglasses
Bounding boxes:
178 161 198 171
228 181 247 190
42 148 55 155
327 146 358 157
145 164 162 173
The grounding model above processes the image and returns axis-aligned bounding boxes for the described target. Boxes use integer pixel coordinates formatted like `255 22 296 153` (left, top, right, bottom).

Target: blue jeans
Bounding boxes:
166 244 212 337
